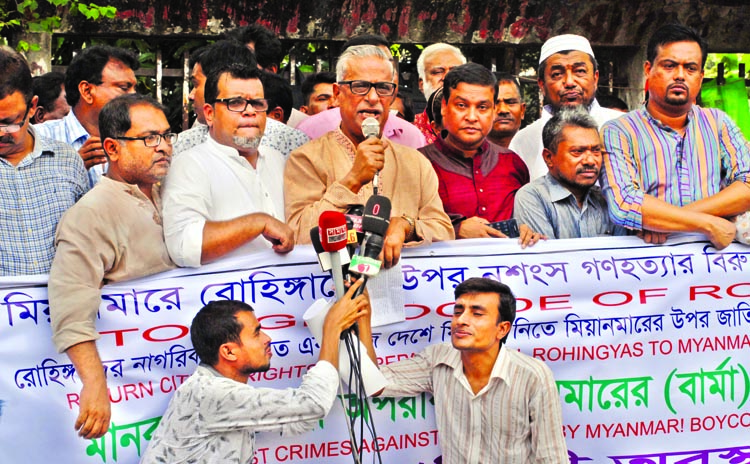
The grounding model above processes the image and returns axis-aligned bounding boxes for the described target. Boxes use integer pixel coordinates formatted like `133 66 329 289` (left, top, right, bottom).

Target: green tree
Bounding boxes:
0 0 116 51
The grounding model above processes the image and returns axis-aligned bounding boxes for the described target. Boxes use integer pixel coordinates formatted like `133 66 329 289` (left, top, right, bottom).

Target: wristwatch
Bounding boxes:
401 214 416 241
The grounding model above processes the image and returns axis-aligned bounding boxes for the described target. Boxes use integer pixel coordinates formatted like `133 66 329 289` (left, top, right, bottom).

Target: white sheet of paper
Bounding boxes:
365 263 405 327
303 298 388 396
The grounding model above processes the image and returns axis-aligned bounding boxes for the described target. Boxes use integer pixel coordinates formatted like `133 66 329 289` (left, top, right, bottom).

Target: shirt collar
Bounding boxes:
99 175 163 218
545 173 600 207
333 128 358 160
206 132 266 163
640 104 698 133
440 343 510 391
545 173 577 202
63 110 91 145
434 134 490 160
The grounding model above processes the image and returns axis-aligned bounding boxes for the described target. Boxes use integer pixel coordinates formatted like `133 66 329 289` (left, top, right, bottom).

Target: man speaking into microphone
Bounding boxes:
285 45 453 268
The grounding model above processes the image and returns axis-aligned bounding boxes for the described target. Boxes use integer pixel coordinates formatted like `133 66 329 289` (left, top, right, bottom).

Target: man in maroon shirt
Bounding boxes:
419 63 542 246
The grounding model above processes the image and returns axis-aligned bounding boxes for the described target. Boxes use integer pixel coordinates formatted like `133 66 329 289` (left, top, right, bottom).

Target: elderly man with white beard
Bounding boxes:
162 63 294 268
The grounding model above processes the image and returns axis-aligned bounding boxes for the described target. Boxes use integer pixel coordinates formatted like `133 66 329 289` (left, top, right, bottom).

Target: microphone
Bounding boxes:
319 211 349 300
349 195 391 297
362 117 380 139
345 204 365 257
309 225 350 273
362 117 382 195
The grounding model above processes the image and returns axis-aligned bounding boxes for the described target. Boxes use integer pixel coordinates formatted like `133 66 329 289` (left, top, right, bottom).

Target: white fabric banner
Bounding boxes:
1 235 749 463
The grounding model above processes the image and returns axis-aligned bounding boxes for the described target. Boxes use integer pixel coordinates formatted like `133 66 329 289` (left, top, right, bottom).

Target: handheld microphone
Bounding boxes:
319 211 349 300
310 225 350 273
349 195 391 297
345 204 365 255
362 117 380 139
362 117 382 195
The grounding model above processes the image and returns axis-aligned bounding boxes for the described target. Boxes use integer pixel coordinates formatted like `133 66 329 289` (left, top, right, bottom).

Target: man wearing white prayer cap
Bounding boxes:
509 33 624 180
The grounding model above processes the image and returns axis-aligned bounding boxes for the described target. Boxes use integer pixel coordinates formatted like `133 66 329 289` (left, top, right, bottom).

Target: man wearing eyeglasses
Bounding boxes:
163 64 294 268
48 93 176 440
0 47 88 276
285 45 453 268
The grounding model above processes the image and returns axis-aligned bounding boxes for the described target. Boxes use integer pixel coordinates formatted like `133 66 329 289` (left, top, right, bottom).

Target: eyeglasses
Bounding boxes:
339 80 397 97
214 97 269 113
0 108 29 134
115 132 178 147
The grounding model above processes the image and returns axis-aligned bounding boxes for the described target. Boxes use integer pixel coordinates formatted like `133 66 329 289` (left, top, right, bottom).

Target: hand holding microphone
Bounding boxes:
341 117 385 194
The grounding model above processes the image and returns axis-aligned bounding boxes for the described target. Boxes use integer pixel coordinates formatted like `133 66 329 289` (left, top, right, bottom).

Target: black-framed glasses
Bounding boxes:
339 80 397 97
214 97 269 113
0 106 30 134
115 132 178 147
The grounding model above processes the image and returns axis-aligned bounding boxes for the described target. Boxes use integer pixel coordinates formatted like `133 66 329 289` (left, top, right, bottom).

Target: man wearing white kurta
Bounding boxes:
509 34 623 180
163 63 294 267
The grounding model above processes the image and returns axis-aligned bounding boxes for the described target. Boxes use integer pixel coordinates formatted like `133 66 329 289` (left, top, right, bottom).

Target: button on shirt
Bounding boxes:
162 135 286 267
381 343 568 463
34 110 104 187
514 173 625 238
0 126 88 275
601 106 750 230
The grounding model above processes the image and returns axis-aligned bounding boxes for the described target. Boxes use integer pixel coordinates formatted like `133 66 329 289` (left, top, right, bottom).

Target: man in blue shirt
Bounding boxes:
0 47 88 275
514 107 622 239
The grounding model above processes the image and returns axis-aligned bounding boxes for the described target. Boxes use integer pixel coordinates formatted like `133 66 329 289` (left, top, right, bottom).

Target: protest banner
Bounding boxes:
1 236 749 463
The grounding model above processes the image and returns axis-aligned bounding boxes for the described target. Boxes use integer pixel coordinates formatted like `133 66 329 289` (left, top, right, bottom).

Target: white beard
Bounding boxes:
422 80 437 100
233 135 262 150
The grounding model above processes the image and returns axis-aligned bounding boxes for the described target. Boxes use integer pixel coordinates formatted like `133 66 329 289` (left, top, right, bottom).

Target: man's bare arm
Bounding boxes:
66 341 110 439
641 195 736 249
201 213 294 264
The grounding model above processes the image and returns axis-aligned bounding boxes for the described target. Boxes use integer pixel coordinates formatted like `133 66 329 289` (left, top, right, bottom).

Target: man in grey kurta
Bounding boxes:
48 95 175 440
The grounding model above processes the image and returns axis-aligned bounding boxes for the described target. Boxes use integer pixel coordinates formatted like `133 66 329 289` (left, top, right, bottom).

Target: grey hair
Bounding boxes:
417 43 466 81
542 106 599 154
336 45 395 82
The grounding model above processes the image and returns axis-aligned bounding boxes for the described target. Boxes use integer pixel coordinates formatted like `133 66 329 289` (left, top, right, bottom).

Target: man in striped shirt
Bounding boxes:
360 278 568 463
601 24 750 250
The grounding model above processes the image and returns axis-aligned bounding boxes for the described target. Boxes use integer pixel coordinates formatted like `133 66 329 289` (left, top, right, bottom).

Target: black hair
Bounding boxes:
301 72 336 106
191 300 255 366
0 47 33 104
495 72 524 100
542 106 598 154
260 71 293 123
596 94 629 112
190 41 258 77
65 45 139 108
32 71 65 112
442 63 498 103
426 87 444 127
99 93 166 142
225 24 282 71
646 23 708 67
204 64 264 105
454 277 516 339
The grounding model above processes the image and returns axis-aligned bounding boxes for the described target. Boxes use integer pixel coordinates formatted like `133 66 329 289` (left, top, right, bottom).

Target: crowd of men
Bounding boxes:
1 21 749 462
